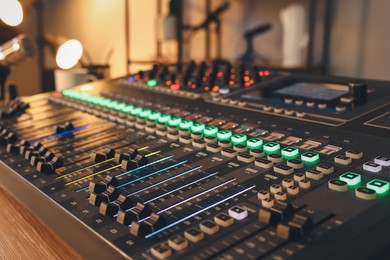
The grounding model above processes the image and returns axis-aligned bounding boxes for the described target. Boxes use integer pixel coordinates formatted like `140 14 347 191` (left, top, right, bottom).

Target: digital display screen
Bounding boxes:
274 82 348 101
240 82 349 102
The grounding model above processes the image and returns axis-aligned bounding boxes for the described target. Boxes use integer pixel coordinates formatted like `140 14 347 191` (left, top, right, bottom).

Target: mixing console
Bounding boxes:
0 62 389 259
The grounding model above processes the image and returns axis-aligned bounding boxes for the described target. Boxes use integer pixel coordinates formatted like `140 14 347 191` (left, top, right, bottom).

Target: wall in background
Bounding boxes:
5 0 390 97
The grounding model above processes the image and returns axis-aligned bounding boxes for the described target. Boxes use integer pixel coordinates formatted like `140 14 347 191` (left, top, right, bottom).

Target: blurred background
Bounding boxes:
1 0 389 97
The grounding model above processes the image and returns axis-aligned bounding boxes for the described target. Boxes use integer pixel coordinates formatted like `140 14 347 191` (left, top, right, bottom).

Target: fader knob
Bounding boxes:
117 202 152 226
348 82 367 105
88 175 119 193
130 213 166 236
91 148 115 163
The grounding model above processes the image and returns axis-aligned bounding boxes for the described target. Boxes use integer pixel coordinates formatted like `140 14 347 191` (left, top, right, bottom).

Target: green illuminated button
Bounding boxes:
231 134 247 145
367 179 390 194
114 102 127 111
148 111 161 121
281 147 299 160
246 138 263 150
217 130 232 141
100 98 111 107
204 126 218 137
339 172 361 187
157 114 171 124
107 100 118 109
263 142 281 155
130 106 143 116
122 105 134 114
147 79 158 86
191 122 205 133
168 117 182 127
139 109 152 118
179 120 194 130
301 151 320 165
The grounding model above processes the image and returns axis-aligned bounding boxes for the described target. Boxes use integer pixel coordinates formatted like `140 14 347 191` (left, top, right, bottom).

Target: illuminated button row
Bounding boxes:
63 89 267 146
63 90 322 167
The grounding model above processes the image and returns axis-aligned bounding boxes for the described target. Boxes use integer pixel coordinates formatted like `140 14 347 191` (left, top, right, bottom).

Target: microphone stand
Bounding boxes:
239 24 272 64
0 65 11 102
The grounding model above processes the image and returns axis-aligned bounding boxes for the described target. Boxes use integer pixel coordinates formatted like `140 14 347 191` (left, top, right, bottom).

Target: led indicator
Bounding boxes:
281 147 299 159
157 114 171 124
231 134 247 145
339 172 361 187
204 126 218 137
179 120 193 130
263 142 281 155
191 122 206 133
147 79 158 86
246 138 263 150
217 130 232 141
168 117 182 127
367 179 390 194
301 151 320 165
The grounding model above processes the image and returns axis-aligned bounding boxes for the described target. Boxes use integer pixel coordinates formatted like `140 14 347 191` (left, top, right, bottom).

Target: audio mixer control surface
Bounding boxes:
0 62 389 259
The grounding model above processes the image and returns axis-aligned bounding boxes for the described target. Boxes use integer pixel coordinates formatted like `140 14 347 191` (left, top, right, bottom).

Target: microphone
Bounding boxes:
244 23 272 39
193 2 230 31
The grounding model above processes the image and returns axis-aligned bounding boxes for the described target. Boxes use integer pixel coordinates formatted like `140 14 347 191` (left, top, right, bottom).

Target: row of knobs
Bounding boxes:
0 99 29 118
138 61 264 89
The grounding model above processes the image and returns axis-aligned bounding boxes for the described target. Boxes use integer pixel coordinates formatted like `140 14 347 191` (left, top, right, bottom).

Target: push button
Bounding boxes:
339 172 361 187
218 140 232 148
299 179 311 189
316 163 334 174
233 144 247 153
151 243 172 259
168 235 189 251
268 154 283 163
200 220 220 235
228 206 248 220
301 152 320 165
328 179 348 192
246 137 263 150
305 169 323 180
192 139 206 148
345 150 363 159
282 178 294 188
237 152 255 163
281 147 299 160
206 143 222 153
274 164 294 175
257 190 270 200
293 173 305 182
274 191 287 201
270 184 282 194
366 179 390 195
374 156 390 166
263 142 281 155
184 228 204 243
221 147 238 158
363 161 382 172
287 185 299 195
287 159 304 169
334 155 352 165
355 187 376 200
261 198 275 208
255 158 273 169
214 213 234 227
250 149 264 158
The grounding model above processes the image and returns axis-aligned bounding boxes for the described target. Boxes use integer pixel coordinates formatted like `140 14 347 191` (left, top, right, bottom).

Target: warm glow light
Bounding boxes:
0 0 24 27
56 40 83 69
12 43 20 51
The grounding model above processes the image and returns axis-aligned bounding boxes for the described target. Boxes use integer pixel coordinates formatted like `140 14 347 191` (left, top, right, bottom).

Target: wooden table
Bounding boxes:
0 186 82 259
